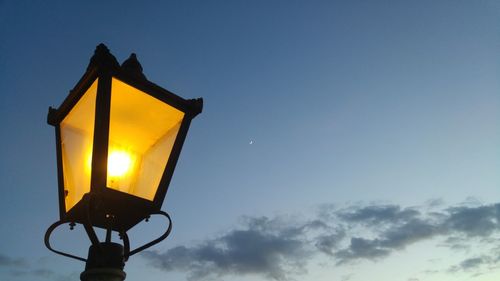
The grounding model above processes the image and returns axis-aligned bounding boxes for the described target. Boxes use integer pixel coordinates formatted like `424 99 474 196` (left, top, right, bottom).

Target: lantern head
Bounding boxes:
47 44 202 232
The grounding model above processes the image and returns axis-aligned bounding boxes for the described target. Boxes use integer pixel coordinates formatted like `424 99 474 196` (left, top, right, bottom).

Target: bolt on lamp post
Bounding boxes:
45 44 202 281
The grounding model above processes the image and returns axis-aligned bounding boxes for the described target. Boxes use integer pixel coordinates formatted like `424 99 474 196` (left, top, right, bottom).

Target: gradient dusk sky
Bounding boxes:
1 1 500 281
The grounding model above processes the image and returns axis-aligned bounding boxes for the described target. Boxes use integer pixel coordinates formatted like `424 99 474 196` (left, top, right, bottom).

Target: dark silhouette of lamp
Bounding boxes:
45 44 202 281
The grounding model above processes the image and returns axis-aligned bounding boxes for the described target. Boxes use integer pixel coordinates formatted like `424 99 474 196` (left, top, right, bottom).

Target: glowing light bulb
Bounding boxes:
108 150 133 177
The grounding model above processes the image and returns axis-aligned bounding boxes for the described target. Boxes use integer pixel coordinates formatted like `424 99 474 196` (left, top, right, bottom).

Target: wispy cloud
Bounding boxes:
9 268 56 279
448 245 500 275
0 254 26 268
142 200 500 280
0 254 77 281
450 256 488 272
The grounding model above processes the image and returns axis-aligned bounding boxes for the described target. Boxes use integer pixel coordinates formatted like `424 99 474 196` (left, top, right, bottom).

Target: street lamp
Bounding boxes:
45 44 202 281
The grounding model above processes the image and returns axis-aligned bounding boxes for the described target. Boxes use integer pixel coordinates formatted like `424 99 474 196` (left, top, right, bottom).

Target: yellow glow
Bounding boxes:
106 78 184 201
84 149 135 178
108 150 134 177
85 151 93 175
61 79 98 212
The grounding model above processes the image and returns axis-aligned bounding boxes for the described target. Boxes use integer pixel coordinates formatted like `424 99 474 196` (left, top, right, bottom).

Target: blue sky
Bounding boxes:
0 1 499 281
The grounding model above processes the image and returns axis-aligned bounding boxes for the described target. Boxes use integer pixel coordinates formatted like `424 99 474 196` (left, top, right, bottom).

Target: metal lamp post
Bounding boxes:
45 44 202 281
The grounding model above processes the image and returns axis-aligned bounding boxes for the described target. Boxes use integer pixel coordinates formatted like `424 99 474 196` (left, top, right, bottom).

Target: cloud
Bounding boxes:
448 256 494 273
9 268 56 279
378 218 438 249
143 216 312 281
444 204 500 237
0 254 70 280
142 200 500 280
335 237 389 263
337 205 419 226
315 230 345 255
0 254 26 268
332 217 439 264
458 257 486 270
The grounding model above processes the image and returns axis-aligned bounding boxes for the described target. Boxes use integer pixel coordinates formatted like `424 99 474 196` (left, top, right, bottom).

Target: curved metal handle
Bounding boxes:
45 211 172 262
126 211 172 258
44 220 87 262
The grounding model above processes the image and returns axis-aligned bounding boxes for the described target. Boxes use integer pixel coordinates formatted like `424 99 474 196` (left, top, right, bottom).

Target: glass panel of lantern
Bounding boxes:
60 79 98 212
106 78 185 201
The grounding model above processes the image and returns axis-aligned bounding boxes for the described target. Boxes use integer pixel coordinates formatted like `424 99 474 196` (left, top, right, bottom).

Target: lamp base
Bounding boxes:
80 268 126 281
81 242 126 281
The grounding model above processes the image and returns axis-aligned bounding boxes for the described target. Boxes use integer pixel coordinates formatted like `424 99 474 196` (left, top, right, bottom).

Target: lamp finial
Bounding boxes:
121 53 146 80
87 43 120 71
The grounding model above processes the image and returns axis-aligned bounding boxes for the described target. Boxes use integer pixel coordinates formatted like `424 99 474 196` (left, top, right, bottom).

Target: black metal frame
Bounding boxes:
45 44 202 265
44 208 173 263
47 44 202 233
